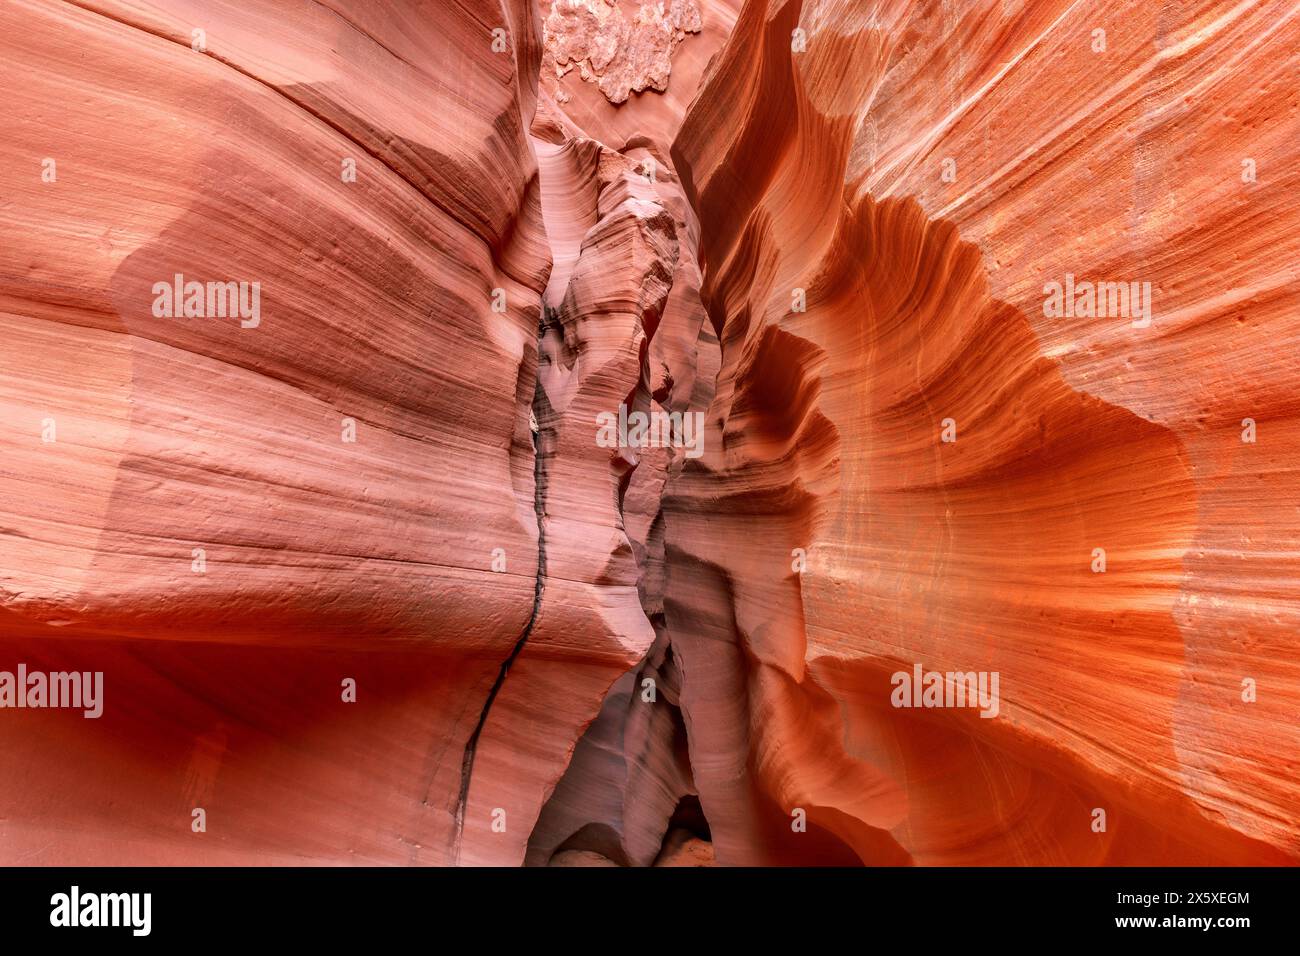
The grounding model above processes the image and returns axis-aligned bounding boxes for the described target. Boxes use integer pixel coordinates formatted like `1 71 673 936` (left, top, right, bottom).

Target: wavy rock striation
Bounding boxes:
659 0 1300 864
1 0 1297 867
0 0 552 865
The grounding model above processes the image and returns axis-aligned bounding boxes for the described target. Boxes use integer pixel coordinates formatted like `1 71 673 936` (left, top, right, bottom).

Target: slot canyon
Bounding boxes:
0 0 1297 866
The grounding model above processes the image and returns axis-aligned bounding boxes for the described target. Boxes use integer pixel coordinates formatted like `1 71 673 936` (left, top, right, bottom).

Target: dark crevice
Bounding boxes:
453 318 552 862
666 794 712 842
551 823 632 867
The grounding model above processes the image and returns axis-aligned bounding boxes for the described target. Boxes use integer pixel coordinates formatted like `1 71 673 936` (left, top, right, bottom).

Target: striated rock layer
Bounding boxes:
2 0 1298 867
0 0 554 864
657 0 1300 864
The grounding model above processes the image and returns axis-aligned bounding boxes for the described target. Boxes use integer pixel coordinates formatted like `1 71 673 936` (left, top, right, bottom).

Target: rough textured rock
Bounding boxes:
2 0 1298 868
517 60 720 864
457 112 681 865
539 0 739 148
543 0 704 104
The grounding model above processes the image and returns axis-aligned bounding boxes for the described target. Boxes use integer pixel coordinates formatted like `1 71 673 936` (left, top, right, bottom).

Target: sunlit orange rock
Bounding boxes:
2 0 1297 869
662 0 1300 864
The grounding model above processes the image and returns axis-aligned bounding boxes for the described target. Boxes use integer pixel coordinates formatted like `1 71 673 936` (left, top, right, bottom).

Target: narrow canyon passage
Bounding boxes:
519 0 1300 866
0 0 1295 868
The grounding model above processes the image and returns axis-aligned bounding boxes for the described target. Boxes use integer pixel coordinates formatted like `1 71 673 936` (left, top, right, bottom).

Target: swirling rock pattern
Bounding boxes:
1 0 1296 867
663 0 1300 864
0 0 550 865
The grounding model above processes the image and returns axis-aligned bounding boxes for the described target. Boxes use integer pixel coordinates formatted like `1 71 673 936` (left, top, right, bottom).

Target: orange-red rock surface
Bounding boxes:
661 0 1300 865
1 0 1297 866
1 0 550 864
